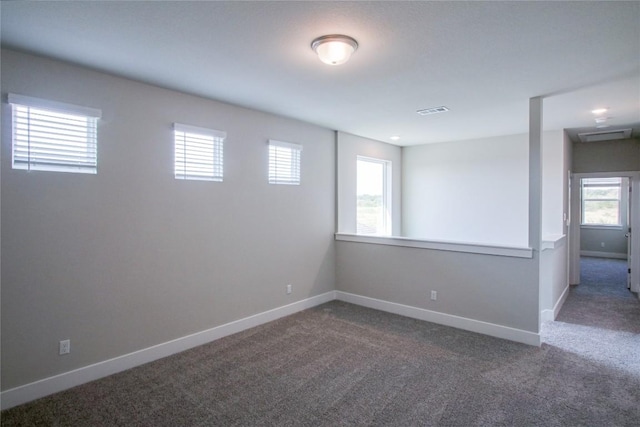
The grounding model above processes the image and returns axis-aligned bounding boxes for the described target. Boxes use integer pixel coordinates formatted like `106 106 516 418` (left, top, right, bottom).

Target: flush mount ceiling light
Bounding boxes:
311 35 358 66
593 110 611 128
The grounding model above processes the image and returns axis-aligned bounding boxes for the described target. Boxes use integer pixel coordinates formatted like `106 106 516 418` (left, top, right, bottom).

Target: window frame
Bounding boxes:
9 93 101 174
356 155 392 236
580 177 623 228
174 123 226 182
268 139 302 185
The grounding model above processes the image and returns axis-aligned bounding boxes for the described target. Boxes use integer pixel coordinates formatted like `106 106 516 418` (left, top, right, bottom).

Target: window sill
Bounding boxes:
335 233 533 258
580 224 624 230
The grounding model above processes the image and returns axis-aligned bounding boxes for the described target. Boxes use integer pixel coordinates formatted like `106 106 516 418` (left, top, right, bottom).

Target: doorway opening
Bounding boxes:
569 172 640 298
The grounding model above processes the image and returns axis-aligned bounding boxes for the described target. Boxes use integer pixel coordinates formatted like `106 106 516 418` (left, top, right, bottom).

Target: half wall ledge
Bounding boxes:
335 233 533 259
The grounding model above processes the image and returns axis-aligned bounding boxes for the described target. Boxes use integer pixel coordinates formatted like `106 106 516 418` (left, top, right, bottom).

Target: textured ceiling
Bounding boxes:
1 1 639 146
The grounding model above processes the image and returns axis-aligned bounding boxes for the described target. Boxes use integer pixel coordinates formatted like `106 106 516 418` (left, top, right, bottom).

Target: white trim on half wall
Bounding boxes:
336 291 541 347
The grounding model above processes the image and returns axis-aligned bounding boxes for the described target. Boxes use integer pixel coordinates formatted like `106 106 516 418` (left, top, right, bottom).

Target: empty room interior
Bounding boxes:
1 1 639 425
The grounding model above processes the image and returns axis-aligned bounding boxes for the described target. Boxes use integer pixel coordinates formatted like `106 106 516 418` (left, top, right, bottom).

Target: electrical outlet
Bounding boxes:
59 339 70 355
601 242 605 248
430 291 437 301
286 284 292 295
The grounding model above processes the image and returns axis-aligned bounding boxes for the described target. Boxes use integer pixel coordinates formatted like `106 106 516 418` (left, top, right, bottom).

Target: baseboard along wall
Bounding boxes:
0 291 336 410
540 284 570 323
580 251 627 260
335 291 541 347
1 289 542 410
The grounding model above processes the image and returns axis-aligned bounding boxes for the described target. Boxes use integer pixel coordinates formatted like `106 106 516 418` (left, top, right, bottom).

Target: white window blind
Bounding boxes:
268 140 302 185
9 94 101 174
174 123 226 181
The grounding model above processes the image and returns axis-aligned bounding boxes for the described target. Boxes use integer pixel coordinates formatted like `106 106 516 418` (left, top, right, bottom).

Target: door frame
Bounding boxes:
569 171 640 296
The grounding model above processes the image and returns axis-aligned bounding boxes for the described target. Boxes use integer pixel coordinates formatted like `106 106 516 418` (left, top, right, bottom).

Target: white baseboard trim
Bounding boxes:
3 289 544 409
540 283 571 323
554 284 570 319
580 251 627 260
540 309 554 323
0 291 336 410
335 291 540 347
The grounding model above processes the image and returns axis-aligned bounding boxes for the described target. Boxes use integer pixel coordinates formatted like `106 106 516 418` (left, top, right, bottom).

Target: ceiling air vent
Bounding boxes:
578 128 632 143
416 106 449 116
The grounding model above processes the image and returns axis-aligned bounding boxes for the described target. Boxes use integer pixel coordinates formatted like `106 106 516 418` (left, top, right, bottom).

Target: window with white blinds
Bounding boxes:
268 140 302 185
174 123 226 181
9 94 101 174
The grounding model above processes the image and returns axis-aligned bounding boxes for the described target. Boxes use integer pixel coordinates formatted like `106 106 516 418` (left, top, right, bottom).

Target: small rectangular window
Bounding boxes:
268 140 302 185
9 94 101 174
357 156 391 235
581 177 622 226
174 123 226 181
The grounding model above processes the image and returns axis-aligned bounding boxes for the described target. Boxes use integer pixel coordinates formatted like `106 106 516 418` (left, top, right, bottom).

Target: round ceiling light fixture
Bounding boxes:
311 35 358 66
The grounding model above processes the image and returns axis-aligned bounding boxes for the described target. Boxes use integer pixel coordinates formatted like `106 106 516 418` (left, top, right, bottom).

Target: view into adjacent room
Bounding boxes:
580 176 631 291
544 175 639 383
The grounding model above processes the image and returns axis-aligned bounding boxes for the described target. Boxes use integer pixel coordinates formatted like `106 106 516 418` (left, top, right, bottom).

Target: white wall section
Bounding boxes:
402 133 529 246
542 130 565 237
539 128 570 321
540 236 569 322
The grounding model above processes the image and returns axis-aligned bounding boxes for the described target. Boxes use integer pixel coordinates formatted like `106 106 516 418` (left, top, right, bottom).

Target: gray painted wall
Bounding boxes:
1 50 336 390
336 242 540 333
572 138 640 174
581 228 628 255
335 121 547 337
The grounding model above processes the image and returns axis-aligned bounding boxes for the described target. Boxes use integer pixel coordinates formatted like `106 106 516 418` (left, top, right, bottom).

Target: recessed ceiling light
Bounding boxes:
591 108 608 115
390 136 400 141
417 106 449 116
